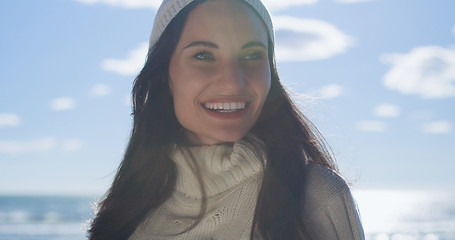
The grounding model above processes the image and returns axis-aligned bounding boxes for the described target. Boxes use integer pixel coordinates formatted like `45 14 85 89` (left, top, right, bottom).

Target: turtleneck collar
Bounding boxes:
169 134 266 199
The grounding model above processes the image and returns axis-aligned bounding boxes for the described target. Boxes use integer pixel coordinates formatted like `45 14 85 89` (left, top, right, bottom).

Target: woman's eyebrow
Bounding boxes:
182 41 266 50
183 41 219 50
242 41 266 49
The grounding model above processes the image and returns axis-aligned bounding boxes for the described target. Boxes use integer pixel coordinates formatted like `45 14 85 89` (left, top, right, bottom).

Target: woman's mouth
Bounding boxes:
202 102 247 113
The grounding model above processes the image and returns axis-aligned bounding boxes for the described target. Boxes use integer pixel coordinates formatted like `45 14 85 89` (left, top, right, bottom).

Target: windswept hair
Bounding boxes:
88 1 336 239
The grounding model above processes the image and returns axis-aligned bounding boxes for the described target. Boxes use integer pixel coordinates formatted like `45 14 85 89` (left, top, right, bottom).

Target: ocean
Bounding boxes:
0 190 454 240
354 190 455 240
0 195 93 240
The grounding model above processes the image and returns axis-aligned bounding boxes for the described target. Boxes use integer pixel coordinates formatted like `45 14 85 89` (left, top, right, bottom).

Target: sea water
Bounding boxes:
0 196 93 240
0 190 454 240
354 190 455 240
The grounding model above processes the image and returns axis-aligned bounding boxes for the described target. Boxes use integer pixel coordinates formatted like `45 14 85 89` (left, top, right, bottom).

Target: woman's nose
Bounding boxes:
216 61 245 92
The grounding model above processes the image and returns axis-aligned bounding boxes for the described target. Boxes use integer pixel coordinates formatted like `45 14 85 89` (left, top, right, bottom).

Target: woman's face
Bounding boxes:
169 0 271 145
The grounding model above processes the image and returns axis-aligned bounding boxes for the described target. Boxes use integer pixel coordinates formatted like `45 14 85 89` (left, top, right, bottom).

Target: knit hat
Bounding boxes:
149 0 274 48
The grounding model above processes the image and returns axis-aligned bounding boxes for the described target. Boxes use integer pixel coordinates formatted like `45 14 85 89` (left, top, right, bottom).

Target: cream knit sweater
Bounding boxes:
129 135 364 240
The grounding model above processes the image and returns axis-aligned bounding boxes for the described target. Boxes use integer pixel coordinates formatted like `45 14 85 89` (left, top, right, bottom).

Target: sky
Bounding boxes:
0 0 454 196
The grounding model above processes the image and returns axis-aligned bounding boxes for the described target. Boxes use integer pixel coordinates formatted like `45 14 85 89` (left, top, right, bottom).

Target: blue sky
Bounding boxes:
1 0 454 196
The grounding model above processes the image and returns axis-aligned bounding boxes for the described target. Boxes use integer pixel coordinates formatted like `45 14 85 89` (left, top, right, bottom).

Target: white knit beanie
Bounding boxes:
149 0 274 48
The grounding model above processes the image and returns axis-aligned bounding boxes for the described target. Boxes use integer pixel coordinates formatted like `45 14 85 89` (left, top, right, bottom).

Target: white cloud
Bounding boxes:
374 103 400 118
357 120 387 132
293 91 318 105
273 16 355 62
0 113 21 128
0 138 84 154
50 97 76 111
101 42 148 76
334 0 374 3
289 91 320 118
0 138 57 154
62 139 83 151
262 0 317 11
286 84 343 111
90 84 111 96
421 120 452 134
381 46 455 99
319 84 344 99
75 0 161 9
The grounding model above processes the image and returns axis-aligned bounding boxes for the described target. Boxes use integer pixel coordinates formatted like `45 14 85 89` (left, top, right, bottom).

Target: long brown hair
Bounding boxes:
88 1 336 239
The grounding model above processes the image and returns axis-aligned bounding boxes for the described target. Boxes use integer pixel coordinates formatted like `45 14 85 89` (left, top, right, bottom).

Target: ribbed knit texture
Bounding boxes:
149 0 274 47
301 165 365 239
128 135 365 240
129 134 266 240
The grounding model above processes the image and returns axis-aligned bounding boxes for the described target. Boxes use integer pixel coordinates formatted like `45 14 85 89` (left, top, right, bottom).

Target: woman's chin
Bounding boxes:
185 130 248 146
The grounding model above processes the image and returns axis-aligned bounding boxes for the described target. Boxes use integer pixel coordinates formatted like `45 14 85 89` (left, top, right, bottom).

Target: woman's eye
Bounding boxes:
242 51 265 61
192 51 215 62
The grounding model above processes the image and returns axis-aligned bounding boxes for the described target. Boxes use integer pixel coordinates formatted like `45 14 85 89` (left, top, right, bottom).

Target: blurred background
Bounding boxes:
1 0 454 239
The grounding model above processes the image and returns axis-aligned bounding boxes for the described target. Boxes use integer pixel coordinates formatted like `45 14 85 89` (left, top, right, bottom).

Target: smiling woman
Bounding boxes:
168 1 271 145
88 0 364 239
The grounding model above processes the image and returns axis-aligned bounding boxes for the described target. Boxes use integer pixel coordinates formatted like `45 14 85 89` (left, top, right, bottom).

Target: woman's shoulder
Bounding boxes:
300 164 365 239
303 164 350 194
301 164 353 213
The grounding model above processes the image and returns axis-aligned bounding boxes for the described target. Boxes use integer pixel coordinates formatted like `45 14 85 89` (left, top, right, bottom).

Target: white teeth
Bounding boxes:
203 102 246 112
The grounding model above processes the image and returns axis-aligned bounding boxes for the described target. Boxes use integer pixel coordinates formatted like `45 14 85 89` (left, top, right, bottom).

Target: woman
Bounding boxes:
89 0 364 239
